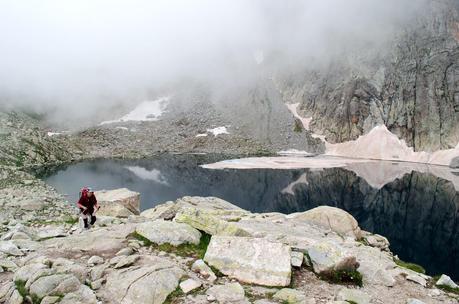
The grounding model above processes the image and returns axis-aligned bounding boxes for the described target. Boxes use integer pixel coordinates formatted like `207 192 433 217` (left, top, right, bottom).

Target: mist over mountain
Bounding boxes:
0 0 431 126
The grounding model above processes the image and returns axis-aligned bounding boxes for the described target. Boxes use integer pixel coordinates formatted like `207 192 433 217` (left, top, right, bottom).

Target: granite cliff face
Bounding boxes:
276 0 459 152
0 111 81 168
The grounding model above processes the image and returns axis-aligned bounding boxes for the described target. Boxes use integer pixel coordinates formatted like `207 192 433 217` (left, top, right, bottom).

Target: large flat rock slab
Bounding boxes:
101 261 184 304
204 236 291 287
135 220 201 246
95 188 140 216
43 224 136 254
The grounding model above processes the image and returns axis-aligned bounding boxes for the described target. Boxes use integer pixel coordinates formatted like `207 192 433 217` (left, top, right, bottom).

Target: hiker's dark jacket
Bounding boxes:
77 195 98 214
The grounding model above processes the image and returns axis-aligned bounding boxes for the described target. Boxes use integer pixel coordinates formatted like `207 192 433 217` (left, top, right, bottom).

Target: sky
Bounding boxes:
0 0 429 124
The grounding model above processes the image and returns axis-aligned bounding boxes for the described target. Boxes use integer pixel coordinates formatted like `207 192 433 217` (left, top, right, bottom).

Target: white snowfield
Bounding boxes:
207 126 229 136
325 125 459 166
277 149 315 157
100 97 170 125
203 155 459 191
47 132 62 137
285 102 459 166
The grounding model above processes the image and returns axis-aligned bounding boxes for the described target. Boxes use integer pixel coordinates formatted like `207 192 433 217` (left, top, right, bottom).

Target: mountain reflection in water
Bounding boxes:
37 154 459 280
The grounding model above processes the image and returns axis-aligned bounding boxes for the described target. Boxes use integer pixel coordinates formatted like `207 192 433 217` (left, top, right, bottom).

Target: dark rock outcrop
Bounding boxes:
276 0 459 152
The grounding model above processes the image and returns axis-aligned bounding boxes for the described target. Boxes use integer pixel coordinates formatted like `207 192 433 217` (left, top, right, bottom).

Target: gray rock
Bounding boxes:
87 255 104 266
95 188 140 216
273 288 307 304
136 220 201 246
52 258 88 283
436 274 458 289
101 262 184 304
191 259 217 282
115 247 134 256
0 240 23 256
291 251 304 268
206 282 247 304
335 288 370 304
406 274 427 287
291 206 362 239
29 274 81 299
113 255 139 269
9 289 23 304
14 263 48 283
0 259 18 271
307 241 358 275
204 236 292 287
60 285 97 304
36 227 66 240
179 278 202 293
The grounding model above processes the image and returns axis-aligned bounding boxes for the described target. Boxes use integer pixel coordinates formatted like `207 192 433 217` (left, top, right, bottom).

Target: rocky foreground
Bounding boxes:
0 183 458 304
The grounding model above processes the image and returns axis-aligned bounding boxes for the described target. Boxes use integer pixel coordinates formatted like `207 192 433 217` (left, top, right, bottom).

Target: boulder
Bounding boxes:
273 288 307 304
9 289 23 304
307 241 359 275
87 256 104 266
436 274 458 289
59 285 97 304
140 201 177 220
290 206 362 239
0 241 23 256
29 274 81 299
335 288 370 304
175 206 250 236
291 251 304 268
206 282 247 304
204 236 291 286
179 278 202 293
95 188 140 216
101 261 184 304
191 259 217 282
14 263 48 283
135 220 201 246
52 258 88 283
36 226 66 240
0 259 18 271
97 203 134 218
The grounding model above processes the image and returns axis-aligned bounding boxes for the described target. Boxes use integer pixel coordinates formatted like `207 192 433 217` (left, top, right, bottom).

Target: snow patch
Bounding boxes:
100 97 169 125
195 133 208 138
277 149 314 157
124 166 169 185
47 132 62 137
207 126 229 137
325 125 459 166
202 155 368 170
115 127 129 131
203 155 459 191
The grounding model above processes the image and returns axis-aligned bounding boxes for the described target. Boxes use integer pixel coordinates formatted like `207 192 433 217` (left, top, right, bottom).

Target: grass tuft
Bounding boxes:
131 231 212 259
394 258 426 274
319 269 363 287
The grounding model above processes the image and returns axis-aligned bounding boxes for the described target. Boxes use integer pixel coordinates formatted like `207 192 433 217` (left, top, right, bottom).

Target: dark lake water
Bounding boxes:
36 154 459 281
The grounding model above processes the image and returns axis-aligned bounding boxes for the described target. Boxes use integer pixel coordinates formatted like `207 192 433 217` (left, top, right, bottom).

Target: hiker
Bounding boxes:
77 187 100 229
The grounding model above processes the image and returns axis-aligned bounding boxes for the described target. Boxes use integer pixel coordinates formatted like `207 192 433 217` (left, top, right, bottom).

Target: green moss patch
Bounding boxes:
394 258 426 274
319 269 363 287
131 231 211 259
